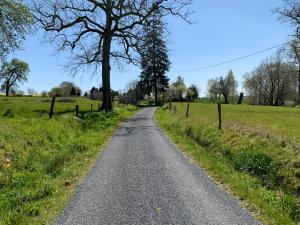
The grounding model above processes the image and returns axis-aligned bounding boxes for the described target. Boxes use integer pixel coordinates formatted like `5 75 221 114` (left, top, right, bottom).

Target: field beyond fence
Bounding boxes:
157 103 300 225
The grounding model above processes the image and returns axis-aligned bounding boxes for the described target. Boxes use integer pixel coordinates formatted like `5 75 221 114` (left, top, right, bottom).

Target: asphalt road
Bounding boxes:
55 107 260 225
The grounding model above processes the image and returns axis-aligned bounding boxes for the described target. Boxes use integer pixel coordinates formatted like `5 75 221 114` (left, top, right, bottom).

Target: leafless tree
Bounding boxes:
282 38 300 101
30 0 192 112
275 0 300 36
244 52 297 106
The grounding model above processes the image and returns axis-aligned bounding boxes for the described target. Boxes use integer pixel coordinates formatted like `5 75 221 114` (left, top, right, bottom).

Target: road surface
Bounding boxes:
55 107 260 225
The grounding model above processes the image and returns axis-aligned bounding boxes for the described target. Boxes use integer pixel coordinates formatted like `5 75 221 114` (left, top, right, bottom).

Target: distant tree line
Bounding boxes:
49 81 81 97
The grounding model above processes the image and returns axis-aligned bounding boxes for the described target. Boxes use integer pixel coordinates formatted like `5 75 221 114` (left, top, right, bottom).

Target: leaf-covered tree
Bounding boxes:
207 79 221 102
219 70 237 104
0 0 34 62
59 81 77 97
0 58 29 96
31 0 192 112
186 84 199 102
139 11 170 105
207 70 237 104
172 76 186 101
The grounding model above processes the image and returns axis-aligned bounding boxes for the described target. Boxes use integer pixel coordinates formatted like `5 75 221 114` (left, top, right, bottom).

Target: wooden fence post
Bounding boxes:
186 103 190 118
75 105 79 117
91 104 93 113
169 102 172 110
49 97 56 119
174 105 177 114
218 103 222 130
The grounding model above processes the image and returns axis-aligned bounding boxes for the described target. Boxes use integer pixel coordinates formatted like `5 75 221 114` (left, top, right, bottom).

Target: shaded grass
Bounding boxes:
156 104 300 225
0 97 138 224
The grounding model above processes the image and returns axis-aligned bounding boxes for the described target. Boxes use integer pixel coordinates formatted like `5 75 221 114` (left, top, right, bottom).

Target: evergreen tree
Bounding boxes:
70 87 77 96
139 11 170 105
76 89 81 97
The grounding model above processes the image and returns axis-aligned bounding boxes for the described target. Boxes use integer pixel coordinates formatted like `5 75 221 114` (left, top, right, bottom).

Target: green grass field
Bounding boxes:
0 96 138 225
156 103 300 225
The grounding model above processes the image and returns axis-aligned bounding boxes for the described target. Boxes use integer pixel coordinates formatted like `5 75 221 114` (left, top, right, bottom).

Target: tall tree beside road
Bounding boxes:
31 0 192 112
139 11 170 105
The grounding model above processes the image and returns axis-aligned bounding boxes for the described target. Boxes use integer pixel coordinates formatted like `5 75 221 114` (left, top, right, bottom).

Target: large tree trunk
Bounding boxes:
154 84 158 106
223 94 228 104
5 81 9 97
100 12 113 112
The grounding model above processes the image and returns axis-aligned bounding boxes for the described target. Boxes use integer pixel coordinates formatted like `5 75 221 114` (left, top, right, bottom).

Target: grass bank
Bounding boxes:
0 96 138 225
156 103 300 225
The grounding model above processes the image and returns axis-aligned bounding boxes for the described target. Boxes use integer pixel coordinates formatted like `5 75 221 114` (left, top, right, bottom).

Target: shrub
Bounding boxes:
232 149 280 187
57 97 75 103
45 153 69 176
3 109 13 117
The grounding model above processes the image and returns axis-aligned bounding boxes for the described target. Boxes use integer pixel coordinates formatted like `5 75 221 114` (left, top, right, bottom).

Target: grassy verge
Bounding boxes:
0 97 139 225
156 104 300 225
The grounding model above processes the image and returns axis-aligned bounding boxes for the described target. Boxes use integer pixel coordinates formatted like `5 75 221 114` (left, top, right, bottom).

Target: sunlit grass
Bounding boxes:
172 103 300 142
0 96 139 225
156 103 300 225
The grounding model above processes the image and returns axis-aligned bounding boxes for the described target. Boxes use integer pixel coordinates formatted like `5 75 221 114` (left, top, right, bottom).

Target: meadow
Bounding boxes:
0 96 138 225
156 103 300 225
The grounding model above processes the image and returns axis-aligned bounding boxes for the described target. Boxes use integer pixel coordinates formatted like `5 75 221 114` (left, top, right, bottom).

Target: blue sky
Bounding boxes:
9 0 292 95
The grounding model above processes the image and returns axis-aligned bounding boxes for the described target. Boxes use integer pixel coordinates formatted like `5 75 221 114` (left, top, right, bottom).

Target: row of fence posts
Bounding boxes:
49 97 101 119
169 102 223 130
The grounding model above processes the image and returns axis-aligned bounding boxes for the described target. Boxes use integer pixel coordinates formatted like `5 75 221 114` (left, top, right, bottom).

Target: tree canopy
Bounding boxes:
276 0 300 36
207 70 237 104
31 0 192 112
0 0 34 62
186 84 199 102
0 58 29 96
